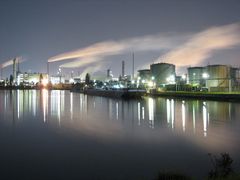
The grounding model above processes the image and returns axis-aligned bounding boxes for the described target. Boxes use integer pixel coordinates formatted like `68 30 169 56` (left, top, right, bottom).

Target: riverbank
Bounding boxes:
148 91 240 101
0 84 72 90
1 87 240 102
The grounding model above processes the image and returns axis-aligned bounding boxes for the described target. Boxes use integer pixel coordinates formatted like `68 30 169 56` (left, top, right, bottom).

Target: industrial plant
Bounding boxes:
0 57 240 93
137 63 240 92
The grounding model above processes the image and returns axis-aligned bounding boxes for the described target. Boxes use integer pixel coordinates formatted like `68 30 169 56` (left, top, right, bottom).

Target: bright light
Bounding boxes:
113 84 124 89
42 78 48 86
17 75 20 86
166 75 175 84
141 79 145 83
148 81 154 87
69 78 74 83
138 77 141 80
181 74 186 80
151 76 155 80
202 73 209 79
131 80 135 84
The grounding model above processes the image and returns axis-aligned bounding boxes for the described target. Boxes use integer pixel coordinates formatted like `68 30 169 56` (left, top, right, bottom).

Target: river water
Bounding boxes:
0 90 239 179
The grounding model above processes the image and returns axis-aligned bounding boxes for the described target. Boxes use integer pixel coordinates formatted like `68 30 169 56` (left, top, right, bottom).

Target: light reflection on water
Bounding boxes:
0 90 240 179
0 90 239 143
1 90 240 137
0 90 240 151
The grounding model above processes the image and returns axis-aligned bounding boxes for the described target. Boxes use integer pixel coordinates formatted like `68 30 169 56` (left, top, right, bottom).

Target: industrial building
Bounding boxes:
17 73 48 86
138 69 151 82
107 69 113 80
50 75 65 84
187 67 206 86
188 65 240 92
205 65 240 92
150 63 176 87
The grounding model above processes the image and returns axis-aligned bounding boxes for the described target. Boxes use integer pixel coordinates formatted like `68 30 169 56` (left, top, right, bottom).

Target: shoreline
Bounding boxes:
1 87 240 102
148 91 240 102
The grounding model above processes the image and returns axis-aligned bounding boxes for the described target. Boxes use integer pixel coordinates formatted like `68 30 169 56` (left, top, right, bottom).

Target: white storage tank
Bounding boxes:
150 63 175 86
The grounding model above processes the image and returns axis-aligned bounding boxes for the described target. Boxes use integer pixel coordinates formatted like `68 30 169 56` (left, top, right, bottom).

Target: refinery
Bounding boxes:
0 57 240 95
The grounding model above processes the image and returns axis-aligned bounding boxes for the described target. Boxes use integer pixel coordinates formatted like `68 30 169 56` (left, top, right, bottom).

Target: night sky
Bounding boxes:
1 0 240 78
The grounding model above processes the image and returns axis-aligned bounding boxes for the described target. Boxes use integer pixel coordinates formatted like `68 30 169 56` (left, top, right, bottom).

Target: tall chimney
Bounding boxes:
17 58 20 76
132 53 134 80
13 58 17 83
122 60 125 77
0 65 2 80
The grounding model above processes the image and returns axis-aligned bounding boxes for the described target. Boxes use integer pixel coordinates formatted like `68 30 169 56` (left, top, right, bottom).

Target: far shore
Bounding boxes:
1 86 240 102
148 91 240 102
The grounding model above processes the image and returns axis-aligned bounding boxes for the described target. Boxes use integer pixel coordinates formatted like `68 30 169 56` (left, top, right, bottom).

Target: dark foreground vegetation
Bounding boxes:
153 153 240 180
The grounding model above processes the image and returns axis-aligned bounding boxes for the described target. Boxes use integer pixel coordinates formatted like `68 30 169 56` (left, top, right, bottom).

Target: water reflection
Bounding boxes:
41 89 48 122
182 100 186 132
193 104 196 134
166 99 175 129
148 97 155 128
203 102 208 137
0 90 239 139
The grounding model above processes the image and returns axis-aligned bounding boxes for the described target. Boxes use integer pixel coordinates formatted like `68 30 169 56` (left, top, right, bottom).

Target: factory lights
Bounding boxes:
166 75 175 84
202 73 209 79
42 79 48 87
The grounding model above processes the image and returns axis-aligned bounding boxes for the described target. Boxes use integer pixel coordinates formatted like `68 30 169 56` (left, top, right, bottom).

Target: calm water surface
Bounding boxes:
0 90 240 179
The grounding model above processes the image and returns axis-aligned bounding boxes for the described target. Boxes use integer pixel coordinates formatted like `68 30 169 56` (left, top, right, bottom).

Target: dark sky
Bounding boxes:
1 0 240 78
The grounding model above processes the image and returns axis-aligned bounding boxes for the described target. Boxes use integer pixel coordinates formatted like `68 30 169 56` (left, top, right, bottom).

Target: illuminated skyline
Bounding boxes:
1 0 240 78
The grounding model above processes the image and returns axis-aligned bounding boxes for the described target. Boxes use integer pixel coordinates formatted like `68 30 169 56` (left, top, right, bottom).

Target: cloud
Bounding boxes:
48 23 240 74
161 23 240 67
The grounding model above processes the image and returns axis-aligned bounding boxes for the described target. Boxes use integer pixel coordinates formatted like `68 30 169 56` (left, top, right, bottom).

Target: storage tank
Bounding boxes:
230 67 240 87
235 68 240 81
206 65 231 91
187 67 205 86
138 69 151 81
230 67 239 79
150 63 175 86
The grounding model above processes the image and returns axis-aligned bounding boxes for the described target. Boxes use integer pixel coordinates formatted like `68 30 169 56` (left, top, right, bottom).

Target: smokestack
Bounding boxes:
17 58 20 75
132 53 134 80
47 62 49 81
107 69 110 78
0 65 2 80
13 58 17 83
122 60 125 77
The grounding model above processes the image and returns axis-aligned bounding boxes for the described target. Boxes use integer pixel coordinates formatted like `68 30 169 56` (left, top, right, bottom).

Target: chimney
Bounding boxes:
122 60 125 77
13 58 17 83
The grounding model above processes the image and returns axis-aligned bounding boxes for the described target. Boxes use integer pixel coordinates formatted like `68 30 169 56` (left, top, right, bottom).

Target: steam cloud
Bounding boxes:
79 63 105 78
161 23 240 67
48 33 185 66
1 57 25 68
48 23 240 74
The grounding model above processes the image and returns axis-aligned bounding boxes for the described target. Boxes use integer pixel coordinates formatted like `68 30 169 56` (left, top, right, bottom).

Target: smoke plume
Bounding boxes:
1 57 25 68
48 23 240 73
161 23 240 67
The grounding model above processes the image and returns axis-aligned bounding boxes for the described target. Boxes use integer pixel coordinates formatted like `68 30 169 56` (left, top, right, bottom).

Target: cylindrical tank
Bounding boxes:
230 67 239 79
138 69 151 81
207 65 229 79
150 63 175 86
206 65 230 88
187 67 205 85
